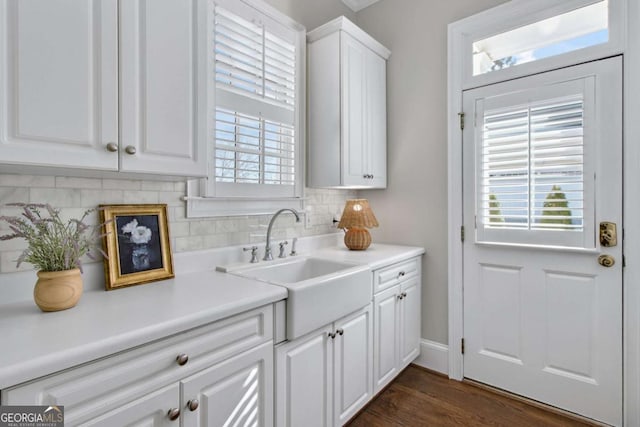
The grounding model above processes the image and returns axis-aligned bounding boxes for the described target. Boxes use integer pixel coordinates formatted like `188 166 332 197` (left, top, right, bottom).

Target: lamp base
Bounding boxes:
344 227 371 250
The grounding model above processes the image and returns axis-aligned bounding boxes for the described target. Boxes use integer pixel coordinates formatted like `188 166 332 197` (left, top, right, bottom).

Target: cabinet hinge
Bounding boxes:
623 254 626 268
460 226 465 242
458 112 465 130
461 338 465 355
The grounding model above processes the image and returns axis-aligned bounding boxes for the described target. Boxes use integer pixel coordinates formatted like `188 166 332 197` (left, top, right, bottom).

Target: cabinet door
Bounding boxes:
341 33 368 187
119 0 207 177
181 341 273 427
400 276 421 368
0 0 118 170
84 383 179 427
373 285 400 394
334 304 373 427
276 325 333 427
367 51 387 188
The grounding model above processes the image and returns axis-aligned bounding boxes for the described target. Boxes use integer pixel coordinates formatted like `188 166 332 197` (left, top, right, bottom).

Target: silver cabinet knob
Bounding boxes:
167 408 180 421
176 353 189 366
125 145 137 155
105 142 118 152
187 399 199 412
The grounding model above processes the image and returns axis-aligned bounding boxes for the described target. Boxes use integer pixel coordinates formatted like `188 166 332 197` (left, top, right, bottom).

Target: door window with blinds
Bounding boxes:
208 0 303 199
475 77 596 248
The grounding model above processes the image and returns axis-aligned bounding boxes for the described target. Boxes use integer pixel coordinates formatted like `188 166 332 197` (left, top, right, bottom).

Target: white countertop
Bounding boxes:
0 270 286 389
0 241 424 390
312 243 425 270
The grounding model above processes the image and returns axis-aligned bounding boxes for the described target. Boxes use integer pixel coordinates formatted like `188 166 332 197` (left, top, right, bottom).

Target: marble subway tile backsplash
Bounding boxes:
0 174 355 274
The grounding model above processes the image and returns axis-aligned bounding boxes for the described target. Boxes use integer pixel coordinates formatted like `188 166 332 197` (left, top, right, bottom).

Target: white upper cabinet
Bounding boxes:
119 0 207 177
0 0 207 179
0 0 119 171
307 16 390 189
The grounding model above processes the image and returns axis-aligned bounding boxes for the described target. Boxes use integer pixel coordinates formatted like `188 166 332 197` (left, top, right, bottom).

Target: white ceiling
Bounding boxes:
341 0 382 12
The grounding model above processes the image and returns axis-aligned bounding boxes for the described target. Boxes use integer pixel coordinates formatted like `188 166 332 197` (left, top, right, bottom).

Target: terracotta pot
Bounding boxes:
34 268 83 312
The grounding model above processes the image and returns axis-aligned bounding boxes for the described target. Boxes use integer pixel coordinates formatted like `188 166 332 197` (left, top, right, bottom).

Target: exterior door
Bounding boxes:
462 57 622 426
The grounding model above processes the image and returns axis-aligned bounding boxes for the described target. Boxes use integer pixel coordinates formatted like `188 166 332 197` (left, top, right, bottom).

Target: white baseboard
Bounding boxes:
413 339 449 375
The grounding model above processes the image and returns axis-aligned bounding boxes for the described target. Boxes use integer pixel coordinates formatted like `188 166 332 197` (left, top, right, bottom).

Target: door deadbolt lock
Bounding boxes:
598 254 615 268
599 222 617 247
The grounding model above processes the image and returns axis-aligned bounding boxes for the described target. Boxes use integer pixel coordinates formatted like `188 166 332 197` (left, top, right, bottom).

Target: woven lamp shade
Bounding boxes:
337 199 379 250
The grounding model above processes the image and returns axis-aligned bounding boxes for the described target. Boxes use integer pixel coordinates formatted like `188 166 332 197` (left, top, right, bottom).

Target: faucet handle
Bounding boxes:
243 246 259 263
278 241 288 258
290 237 298 256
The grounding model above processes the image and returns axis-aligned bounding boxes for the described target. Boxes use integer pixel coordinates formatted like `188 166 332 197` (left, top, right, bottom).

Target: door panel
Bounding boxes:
0 0 118 169
400 276 421 367
373 286 399 393
334 305 373 426
119 0 207 177
463 57 622 426
275 326 333 427
181 342 273 427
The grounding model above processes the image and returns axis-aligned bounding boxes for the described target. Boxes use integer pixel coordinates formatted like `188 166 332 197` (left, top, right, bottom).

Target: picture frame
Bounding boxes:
100 204 174 290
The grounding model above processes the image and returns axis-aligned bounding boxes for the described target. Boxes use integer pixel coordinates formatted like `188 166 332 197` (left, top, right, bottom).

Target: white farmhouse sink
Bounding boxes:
223 257 371 340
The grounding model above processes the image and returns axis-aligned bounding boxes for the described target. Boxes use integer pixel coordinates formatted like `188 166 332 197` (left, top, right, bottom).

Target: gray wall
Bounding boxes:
356 0 507 344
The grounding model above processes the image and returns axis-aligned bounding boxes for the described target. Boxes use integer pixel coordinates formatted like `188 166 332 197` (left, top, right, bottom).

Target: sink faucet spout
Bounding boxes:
264 208 301 261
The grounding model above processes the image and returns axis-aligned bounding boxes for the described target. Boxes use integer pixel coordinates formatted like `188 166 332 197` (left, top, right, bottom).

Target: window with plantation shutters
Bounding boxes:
475 77 596 248
205 0 303 201
214 6 296 110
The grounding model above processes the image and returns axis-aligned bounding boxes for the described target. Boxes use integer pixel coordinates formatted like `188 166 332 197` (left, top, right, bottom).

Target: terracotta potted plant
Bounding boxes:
0 203 105 312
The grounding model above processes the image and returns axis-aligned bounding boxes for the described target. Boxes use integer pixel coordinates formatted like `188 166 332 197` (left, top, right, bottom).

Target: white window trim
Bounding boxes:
448 1 640 426
187 0 306 218
457 0 626 90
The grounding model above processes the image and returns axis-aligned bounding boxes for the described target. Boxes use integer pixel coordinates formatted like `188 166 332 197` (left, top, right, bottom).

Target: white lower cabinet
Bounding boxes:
181 342 273 427
2 305 274 427
373 258 422 394
276 304 373 427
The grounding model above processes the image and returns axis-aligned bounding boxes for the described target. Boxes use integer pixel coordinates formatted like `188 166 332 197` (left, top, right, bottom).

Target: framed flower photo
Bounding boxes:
100 204 174 290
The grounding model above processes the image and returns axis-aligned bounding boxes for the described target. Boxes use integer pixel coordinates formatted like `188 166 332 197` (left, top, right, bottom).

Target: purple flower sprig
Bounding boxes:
0 203 108 273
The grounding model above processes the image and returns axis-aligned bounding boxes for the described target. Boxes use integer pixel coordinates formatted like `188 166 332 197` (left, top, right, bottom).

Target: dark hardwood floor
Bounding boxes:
348 365 599 427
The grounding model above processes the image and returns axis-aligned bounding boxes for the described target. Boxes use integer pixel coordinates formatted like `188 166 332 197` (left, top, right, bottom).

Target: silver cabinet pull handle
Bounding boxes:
105 142 118 152
125 145 137 155
187 399 199 412
167 408 180 421
176 353 189 366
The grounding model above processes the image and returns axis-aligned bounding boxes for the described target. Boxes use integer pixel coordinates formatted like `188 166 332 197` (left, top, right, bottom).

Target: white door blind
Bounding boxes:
215 108 295 186
214 6 296 110
481 95 585 232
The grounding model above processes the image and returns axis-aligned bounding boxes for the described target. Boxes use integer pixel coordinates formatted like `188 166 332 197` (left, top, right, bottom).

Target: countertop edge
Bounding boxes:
0 286 286 390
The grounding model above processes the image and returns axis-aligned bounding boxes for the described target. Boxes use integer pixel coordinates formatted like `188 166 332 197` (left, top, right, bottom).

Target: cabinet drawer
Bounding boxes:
373 258 419 293
3 305 273 426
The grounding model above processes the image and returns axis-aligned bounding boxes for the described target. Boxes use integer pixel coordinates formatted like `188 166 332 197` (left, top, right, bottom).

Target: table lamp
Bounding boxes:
337 199 379 250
